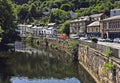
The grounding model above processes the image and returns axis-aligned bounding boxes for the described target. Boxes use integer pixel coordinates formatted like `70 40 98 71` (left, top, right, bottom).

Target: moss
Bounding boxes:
64 40 79 54
85 45 89 50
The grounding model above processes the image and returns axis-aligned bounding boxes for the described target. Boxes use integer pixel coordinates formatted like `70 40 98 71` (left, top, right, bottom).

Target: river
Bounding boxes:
0 42 96 83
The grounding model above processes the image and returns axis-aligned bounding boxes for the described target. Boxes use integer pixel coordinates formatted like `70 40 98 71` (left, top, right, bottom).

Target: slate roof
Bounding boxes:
102 15 120 21
87 21 100 27
90 13 103 18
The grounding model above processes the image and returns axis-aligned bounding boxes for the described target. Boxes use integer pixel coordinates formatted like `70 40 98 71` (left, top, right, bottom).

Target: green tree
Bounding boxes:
18 4 29 23
0 0 20 44
50 9 70 24
59 21 70 36
60 4 71 11
0 26 4 42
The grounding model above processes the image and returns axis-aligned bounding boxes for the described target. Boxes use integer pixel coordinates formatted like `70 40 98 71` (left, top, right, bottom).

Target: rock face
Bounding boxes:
78 44 120 83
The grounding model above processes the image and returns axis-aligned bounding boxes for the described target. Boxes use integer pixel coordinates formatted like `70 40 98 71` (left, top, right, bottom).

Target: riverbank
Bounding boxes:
79 61 100 83
25 37 120 83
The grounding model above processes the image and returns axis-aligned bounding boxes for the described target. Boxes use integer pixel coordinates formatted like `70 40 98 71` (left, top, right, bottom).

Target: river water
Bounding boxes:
0 42 96 83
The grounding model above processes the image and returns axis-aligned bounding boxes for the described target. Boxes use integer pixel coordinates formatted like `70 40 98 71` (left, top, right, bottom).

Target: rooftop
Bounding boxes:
102 15 120 21
48 23 56 26
17 24 32 27
90 13 103 18
70 16 90 22
87 21 100 27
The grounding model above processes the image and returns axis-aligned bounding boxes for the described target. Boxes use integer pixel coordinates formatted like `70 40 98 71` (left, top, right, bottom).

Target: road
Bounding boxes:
84 40 120 49
98 42 120 49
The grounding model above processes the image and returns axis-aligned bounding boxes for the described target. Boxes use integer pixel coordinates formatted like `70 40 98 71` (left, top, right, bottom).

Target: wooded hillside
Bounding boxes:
10 0 120 24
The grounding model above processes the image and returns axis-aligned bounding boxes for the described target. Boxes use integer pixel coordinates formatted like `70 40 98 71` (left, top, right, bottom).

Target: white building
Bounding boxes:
46 27 57 35
48 23 57 28
17 24 33 37
110 9 120 17
18 24 57 38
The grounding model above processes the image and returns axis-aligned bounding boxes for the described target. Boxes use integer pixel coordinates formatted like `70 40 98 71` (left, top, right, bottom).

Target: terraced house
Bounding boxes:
100 15 120 39
87 21 100 37
87 13 108 37
69 16 90 36
69 13 108 37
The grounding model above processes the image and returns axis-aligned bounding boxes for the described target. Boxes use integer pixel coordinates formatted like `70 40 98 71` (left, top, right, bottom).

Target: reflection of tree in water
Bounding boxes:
0 48 95 83
0 57 13 83
9 51 78 79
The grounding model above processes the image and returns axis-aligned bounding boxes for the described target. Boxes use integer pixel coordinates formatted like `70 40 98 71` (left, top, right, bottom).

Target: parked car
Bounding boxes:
105 38 113 42
97 38 106 42
79 37 88 40
113 38 120 43
70 34 79 39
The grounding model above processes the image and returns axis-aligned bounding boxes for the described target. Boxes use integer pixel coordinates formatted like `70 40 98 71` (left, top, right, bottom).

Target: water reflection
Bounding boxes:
0 42 96 83
11 77 80 83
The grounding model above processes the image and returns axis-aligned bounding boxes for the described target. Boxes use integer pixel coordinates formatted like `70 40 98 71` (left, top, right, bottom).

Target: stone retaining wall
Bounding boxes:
38 38 120 83
78 44 120 83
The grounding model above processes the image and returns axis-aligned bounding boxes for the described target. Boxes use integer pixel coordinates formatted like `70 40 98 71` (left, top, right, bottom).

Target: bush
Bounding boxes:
91 37 98 43
26 34 33 42
85 45 89 50
104 48 112 57
33 39 40 46
103 58 114 73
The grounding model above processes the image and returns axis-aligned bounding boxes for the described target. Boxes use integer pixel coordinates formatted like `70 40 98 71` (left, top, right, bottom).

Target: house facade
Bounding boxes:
100 15 120 39
87 21 100 37
86 13 108 37
69 16 90 36
17 24 33 37
69 13 108 37
90 13 108 22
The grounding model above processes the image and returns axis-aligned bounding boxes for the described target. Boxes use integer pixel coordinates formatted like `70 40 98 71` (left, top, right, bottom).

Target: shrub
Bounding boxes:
26 34 33 42
104 48 112 58
91 37 98 43
103 58 114 73
85 45 89 50
33 39 40 46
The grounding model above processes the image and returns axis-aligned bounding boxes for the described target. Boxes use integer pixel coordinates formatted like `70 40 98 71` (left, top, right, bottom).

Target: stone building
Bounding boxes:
86 13 108 37
69 13 108 37
90 13 108 22
69 16 90 36
87 21 100 37
17 24 33 37
100 15 120 39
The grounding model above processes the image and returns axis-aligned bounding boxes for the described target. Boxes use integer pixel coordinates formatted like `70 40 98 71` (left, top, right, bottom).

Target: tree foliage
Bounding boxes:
60 4 71 11
59 22 70 36
50 9 70 24
6 0 120 24
0 0 20 44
